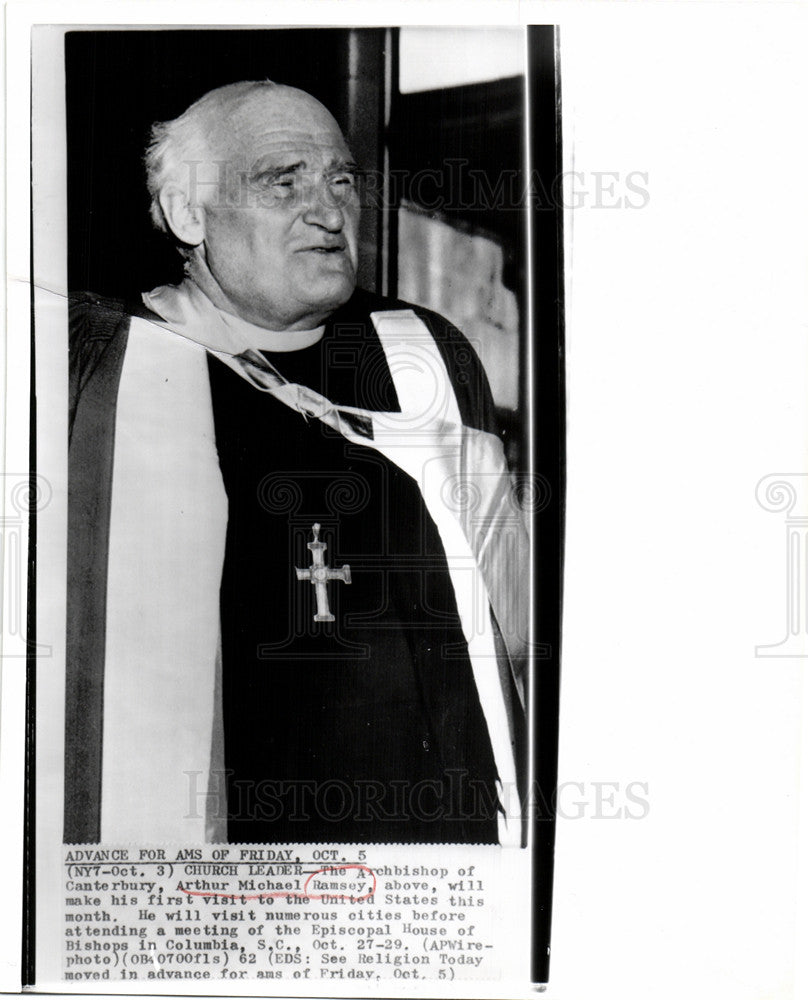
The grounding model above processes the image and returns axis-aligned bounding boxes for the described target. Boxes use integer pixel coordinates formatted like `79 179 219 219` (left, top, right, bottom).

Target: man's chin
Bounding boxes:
301 273 356 316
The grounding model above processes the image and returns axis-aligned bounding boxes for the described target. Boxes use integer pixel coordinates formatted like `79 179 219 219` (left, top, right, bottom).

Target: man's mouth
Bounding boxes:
299 244 345 254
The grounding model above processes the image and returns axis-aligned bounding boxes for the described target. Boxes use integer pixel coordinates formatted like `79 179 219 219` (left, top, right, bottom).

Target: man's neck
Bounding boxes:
185 259 329 346
215 305 324 352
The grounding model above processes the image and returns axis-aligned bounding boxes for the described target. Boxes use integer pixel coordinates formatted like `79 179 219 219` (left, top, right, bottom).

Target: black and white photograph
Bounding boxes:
16 16 562 994
60 26 555 848
3 2 807 999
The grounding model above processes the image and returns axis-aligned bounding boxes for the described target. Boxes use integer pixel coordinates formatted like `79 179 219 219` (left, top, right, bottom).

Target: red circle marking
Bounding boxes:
177 863 376 903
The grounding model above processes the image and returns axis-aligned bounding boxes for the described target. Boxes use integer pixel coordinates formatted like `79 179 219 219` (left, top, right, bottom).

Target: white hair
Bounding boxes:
144 80 280 236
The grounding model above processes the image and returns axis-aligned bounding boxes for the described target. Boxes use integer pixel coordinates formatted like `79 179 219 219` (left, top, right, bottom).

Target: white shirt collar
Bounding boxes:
215 305 324 353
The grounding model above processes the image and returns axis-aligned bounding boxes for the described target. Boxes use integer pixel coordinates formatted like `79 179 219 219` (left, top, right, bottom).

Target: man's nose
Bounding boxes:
301 181 345 231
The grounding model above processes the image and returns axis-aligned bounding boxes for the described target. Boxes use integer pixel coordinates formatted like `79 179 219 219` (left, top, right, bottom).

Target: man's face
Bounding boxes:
197 88 360 331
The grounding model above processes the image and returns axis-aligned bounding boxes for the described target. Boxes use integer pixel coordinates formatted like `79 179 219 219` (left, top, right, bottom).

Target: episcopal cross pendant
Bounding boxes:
295 523 351 623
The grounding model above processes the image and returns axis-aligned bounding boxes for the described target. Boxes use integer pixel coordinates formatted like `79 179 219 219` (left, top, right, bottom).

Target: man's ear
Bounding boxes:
158 184 206 246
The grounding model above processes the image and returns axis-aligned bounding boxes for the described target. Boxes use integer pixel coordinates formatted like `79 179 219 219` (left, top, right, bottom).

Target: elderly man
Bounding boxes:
66 81 528 846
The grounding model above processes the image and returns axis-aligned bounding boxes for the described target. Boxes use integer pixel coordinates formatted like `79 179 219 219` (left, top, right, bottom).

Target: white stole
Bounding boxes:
102 319 227 842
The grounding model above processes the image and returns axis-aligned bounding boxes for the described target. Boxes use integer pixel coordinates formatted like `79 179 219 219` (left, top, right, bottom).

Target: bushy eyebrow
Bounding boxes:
327 159 361 174
250 159 362 183
249 161 306 183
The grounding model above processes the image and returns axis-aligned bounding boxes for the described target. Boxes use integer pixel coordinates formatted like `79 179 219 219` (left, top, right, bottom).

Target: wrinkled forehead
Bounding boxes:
208 88 351 165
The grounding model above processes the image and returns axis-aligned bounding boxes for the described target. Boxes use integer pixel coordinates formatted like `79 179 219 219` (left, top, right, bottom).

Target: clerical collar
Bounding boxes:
142 278 327 357
216 307 324 353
